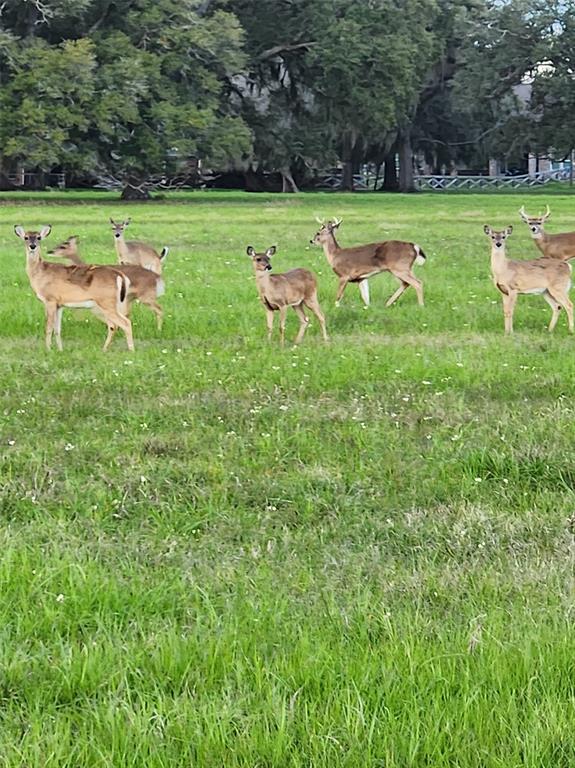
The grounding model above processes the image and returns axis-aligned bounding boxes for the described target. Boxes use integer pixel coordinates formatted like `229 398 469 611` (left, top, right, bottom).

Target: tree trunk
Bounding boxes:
281 168 299 193
121 182 151 200
373 162 382 191
383 147 399 191
398 129 415 193
0 173 16 191
340 133 354 191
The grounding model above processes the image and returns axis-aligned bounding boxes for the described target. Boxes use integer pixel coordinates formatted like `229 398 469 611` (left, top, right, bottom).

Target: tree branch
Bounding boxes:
256 41 317 62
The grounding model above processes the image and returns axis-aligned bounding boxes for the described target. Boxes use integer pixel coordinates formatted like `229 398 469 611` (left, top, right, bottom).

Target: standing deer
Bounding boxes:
310 218 425 308
247 245 328 346
519 205 575 261
110 218 168 274
48 236 165 331
15 226 134 351
484 224 574 334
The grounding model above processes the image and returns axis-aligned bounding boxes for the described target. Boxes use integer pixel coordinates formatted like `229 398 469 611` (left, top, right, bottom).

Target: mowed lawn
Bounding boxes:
2 189 575 766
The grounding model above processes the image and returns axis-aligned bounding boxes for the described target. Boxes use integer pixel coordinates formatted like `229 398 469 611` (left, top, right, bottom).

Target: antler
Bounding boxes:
542 204 551 220
518 205 529 221
331 217 343 228
315 216 325 225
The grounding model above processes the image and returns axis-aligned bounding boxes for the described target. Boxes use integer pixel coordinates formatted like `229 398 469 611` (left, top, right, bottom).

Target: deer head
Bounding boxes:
484 224 513 249
247 245 276 272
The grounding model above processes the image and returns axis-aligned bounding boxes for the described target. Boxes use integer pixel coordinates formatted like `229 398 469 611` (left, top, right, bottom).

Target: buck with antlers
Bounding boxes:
310 218 425 308
110 218 168 274
484 224 573 334
15 226 134 351
48 236 165 331
247 245 328 346
519 205 575 261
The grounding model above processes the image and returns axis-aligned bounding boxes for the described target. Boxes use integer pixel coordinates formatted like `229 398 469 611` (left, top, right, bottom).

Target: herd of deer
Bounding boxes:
12 204 575 350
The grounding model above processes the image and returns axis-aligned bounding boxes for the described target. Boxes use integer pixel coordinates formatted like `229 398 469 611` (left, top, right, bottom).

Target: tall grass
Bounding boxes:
1 191 575 766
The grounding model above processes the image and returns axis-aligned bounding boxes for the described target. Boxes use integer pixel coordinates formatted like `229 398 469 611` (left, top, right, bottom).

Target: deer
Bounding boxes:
15 226 134 351
310 218 426 308
110 218 168 274
48 236 165 332
484 224 574 334
519 205 575 261
247 245 329 347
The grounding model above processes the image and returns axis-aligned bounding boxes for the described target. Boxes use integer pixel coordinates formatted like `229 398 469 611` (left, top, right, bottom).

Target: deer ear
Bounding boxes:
506 225 513 235
110 218 116 225
14 225 25 239
124 218 131 226
39 225 51 239
483 225 491 235
246 246 255 256
265 246 276 257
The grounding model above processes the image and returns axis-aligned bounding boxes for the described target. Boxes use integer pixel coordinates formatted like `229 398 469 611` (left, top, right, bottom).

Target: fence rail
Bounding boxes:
414 169 573 191
3 168 574 192
6 172 66 189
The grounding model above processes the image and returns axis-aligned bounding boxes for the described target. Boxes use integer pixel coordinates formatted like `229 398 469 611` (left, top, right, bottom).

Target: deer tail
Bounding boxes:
413 243 426 266
156 277 165 298
116 274 130 312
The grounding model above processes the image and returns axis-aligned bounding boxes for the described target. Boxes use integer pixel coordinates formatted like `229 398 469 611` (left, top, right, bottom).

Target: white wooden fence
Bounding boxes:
414 169 573 191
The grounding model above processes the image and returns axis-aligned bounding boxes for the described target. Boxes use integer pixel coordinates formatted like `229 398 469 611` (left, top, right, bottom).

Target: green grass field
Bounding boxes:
2 189 575 766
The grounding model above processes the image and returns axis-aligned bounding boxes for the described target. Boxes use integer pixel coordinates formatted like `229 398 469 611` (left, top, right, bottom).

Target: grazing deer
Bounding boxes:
110 218 168 274
519 205 575 261
247 245 328 346
48 236 165 331
15 225 134 351
310 218 425 308
484 224 574 334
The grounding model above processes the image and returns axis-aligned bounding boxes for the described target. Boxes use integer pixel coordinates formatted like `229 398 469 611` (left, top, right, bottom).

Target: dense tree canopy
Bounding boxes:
0 0 574 193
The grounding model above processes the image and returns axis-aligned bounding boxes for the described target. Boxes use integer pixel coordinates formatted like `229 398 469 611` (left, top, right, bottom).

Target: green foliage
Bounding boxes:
0 0 252 181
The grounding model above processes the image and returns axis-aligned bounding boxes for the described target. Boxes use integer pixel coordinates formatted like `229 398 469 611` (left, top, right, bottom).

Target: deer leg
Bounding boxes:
101 308 134 352
305 294 329 342
265 309 274 341
150 302 163 331
397 271 424 306
142 299 162 330
548 289 574 332
279 306 287 348
103 325 117 351
335 277 349 307
543 290 561 332
44 302 57 350
292 304 310 345
358 279 370 308
54 306 64 351
385 279 409 307
503 291 517 334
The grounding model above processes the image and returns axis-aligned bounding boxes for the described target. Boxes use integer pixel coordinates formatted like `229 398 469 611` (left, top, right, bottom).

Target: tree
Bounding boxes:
0 0 253 196
307 0 438 191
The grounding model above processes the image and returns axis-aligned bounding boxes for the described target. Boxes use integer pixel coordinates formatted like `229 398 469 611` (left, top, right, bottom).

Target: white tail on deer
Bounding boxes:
519 205 575 262
310 218 425 308
15 226 134 351
110 218 168 274
484 224 573 334
247 245 328 346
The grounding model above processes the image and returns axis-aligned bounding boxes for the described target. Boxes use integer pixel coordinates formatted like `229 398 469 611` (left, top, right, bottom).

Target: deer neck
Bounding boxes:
321 232 340 266
114 234 128 259
490 244 508 277
255 270 272 296
26 249 43 278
